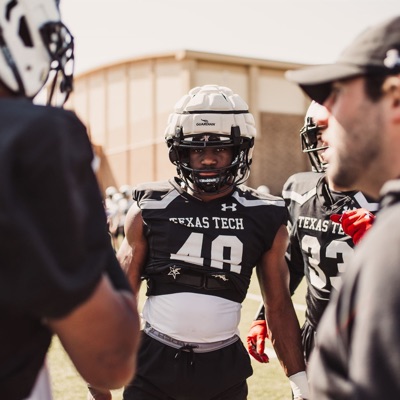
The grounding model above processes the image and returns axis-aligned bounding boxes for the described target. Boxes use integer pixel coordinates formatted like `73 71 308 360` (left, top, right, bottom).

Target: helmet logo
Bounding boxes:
200 134 211 141
168 266 181 280
196 119 216 126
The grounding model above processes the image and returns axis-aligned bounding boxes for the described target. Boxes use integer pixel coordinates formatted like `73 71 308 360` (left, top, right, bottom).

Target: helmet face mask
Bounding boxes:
165 85 256 195
168 129 254 194
300 105 329 173
40 19 74 106
0 0 74 106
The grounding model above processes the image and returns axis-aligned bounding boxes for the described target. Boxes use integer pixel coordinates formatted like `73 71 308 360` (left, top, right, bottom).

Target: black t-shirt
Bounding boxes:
308 179 400 398
283 172 378 328
134 178 288 304
0 98 122 399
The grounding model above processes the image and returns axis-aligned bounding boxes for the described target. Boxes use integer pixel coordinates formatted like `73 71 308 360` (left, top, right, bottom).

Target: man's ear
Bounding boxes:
383 75 400 107
393 76 400 119
393 76 400 107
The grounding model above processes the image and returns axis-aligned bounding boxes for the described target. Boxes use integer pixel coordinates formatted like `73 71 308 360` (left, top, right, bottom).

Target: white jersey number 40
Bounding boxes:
170 232 243 274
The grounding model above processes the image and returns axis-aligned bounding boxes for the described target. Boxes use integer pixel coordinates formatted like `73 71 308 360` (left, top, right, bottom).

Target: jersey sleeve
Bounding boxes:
0 110 123 318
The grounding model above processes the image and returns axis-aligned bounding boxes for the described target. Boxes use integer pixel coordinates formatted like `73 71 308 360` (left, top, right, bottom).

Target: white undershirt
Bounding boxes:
25 362 52 400
142 292 241 342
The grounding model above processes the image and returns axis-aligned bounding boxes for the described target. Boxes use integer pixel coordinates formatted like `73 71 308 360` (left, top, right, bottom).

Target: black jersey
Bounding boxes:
284 172 378 329
0 98 123 399
134 178 288 304
308 180 400 398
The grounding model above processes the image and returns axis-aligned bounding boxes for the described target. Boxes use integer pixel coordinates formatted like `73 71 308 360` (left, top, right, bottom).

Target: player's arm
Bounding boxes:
257 224 308 399
246 223 305 364
85 203 148 399
117 202 148 294
47 274 140 391
287 229 305 295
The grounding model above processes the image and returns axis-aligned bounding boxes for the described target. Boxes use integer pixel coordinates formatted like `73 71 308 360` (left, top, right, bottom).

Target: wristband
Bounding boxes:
289 371 309 399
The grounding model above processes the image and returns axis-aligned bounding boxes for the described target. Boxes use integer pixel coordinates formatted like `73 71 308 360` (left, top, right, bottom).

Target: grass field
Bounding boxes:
47 274 306 400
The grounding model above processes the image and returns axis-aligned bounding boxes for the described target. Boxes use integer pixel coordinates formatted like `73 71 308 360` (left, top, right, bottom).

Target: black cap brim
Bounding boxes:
285 64 365 104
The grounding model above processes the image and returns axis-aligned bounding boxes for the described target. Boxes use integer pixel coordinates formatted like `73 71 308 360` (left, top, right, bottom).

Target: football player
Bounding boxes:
246 101 378 366
0 1 140 399
111 85 308 400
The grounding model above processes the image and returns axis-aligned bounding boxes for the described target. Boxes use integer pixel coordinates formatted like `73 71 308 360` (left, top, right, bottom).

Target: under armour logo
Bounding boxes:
200 134 210 141
168 266 181 280
221 203 237 212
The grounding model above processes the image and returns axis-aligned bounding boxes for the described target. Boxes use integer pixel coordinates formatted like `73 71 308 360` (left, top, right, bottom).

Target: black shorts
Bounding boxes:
123 332 253 400
301 319 317 364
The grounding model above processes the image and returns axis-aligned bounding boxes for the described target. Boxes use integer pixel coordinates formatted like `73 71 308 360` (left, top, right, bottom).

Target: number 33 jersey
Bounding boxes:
133 177 288 304
284 172 379 328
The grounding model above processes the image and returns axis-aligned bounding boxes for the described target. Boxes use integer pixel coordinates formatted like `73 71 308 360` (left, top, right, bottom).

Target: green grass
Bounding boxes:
47 275 306 400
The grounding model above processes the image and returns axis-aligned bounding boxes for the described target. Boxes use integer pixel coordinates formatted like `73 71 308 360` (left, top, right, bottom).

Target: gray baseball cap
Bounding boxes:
286 15 400 104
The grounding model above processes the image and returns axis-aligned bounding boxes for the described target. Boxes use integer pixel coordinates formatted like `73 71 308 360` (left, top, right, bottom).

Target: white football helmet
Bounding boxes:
0 0 74 105
165 84 256 194
105 186 117 199
119 184 131 197
300 101 330 173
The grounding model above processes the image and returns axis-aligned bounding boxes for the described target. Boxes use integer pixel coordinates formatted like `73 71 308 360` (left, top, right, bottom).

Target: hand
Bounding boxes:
330 208 375 244
87 386 112 400
246 320 269 363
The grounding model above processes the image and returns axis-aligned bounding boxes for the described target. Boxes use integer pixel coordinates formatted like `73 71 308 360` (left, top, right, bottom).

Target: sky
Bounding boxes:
60 0 400 75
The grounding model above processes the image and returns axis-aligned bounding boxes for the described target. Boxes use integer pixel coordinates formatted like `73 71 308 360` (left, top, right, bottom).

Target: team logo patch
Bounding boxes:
168 266 181 280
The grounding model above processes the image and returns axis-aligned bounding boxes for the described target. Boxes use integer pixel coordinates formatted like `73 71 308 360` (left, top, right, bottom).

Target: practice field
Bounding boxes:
47 273 307 400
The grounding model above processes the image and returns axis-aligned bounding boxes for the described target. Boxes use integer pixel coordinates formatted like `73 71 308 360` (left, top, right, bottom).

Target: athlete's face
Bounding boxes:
189 146 233 171
188 146 234 199
322 76 386 198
